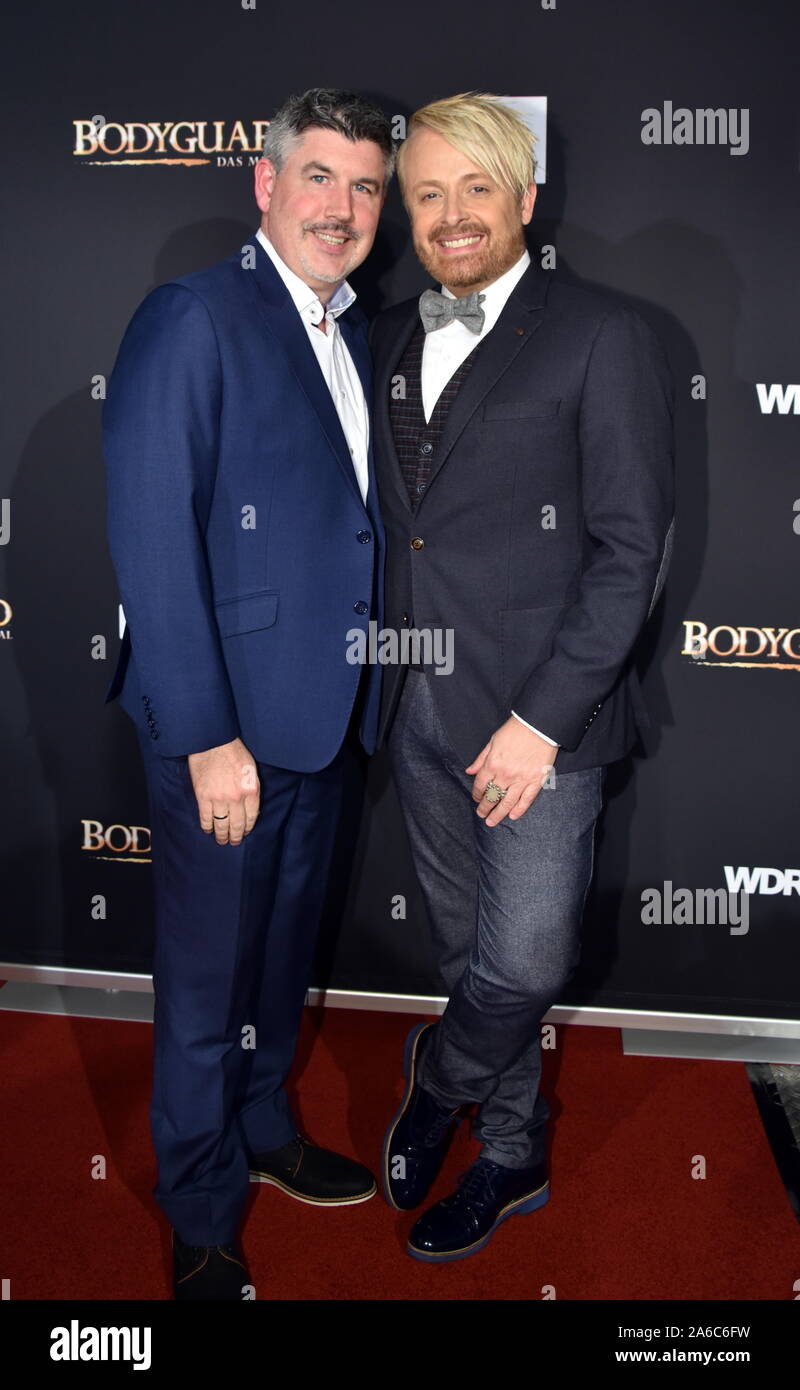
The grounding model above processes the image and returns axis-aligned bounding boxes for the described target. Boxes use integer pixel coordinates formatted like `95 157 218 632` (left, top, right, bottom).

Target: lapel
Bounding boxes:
338 308 382 529
424 258 552 498
241 234 365 508
338 307 371 402
374 304 420 513
374 259 552 512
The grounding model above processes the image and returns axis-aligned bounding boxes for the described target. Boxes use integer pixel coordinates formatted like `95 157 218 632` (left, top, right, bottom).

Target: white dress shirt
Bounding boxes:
420 249 558 750
256 227 369 505
421 249 531 422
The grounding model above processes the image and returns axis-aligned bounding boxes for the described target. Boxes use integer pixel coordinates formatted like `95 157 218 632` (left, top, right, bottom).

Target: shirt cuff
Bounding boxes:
511 710 559 747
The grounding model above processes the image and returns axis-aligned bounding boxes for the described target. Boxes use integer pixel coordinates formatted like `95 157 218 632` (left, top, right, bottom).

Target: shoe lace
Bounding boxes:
418 1105 458 1148
454 1159 505 1208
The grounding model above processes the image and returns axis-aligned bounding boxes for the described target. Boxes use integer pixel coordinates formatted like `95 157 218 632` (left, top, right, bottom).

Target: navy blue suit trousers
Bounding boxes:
136 689 361 1246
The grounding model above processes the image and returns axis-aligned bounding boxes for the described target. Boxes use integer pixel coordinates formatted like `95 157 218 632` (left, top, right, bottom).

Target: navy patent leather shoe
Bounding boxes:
407 1155 550 1262
381 1021 461 1211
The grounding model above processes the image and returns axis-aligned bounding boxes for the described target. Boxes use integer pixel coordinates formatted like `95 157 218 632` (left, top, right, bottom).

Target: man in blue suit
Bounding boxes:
103 89 394 1299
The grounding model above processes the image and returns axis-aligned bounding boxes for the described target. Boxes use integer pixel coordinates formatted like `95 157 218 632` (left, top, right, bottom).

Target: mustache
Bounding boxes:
303 221 361 241
429 223 487 243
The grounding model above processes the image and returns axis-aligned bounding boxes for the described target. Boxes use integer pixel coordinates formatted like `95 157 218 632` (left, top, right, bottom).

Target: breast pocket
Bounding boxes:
214 589 279 638
482 398 562 421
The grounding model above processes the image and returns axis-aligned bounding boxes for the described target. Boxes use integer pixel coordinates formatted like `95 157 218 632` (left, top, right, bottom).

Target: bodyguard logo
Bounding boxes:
81 820 151 861
682 621 800 669
50 1320 151 1370
72 117 269 166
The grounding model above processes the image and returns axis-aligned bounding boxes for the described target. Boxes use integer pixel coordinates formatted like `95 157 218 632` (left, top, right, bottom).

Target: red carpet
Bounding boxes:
0 1003 796 1300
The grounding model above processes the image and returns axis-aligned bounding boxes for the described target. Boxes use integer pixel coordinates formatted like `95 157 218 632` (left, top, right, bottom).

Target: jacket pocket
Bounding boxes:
483 398 561 421
499 602 569 703
214 588 279 638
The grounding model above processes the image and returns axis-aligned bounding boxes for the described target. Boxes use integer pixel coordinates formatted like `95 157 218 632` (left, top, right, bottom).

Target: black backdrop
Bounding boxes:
2 0 799 1022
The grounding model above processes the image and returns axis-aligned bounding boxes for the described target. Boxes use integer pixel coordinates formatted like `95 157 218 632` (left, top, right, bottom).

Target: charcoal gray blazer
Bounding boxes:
370 258 675 774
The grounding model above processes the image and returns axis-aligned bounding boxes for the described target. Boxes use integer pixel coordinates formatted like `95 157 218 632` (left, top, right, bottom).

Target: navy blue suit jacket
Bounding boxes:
103 234 384 771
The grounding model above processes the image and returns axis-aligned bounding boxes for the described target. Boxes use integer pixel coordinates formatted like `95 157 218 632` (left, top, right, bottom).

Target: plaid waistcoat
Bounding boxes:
388 321 483 509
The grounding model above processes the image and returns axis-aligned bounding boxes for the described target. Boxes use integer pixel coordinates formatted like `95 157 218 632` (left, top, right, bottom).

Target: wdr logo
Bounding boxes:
724 866 800 896
755 384 800 414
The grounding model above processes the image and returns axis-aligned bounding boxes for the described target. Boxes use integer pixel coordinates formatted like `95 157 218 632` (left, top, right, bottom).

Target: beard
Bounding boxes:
298 221 363 285
414 220 525 291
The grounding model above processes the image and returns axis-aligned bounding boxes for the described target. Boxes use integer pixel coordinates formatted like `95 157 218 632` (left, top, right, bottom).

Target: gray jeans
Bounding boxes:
388 671 606 1169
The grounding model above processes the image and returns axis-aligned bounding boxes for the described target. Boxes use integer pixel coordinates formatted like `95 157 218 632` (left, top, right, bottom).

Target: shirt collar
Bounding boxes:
255 227 356 325
440 248 531 333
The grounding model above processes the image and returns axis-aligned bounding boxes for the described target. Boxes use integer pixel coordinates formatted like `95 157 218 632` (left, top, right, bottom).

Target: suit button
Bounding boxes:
356 529 372 543
353 600 368 614
419 442 433 456
417 483 426 496
411 536 424 551
401 613 410 626
151 730 159 740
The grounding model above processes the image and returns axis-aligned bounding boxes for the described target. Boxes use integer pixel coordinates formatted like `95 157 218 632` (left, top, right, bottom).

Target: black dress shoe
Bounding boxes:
172 1230 251 1300
248 1135 376 1205
381 1021 461 1212
407 1155 550 1262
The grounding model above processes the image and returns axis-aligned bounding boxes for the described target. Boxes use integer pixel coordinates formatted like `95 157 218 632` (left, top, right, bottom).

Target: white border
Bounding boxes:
2 962 799 1037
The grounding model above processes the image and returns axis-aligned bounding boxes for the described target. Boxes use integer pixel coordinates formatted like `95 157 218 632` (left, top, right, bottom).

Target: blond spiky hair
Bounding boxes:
397 92 537 199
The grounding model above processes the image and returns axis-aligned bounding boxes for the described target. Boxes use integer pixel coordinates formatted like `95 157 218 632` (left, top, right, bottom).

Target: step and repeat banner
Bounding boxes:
2 0 798 1022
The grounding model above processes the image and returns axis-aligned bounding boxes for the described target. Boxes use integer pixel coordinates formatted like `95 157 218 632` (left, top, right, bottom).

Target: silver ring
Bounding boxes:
484 780 508 804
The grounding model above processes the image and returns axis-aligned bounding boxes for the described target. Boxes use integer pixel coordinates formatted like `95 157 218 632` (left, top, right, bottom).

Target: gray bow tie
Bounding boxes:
419 288 486 334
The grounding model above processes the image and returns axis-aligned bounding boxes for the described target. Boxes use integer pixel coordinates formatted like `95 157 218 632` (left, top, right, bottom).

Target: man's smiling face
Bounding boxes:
255 126 386 298
401 126 535 296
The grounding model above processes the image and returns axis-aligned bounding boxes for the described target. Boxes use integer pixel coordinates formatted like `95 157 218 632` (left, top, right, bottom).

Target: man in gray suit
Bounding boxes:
372 93 674 1261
